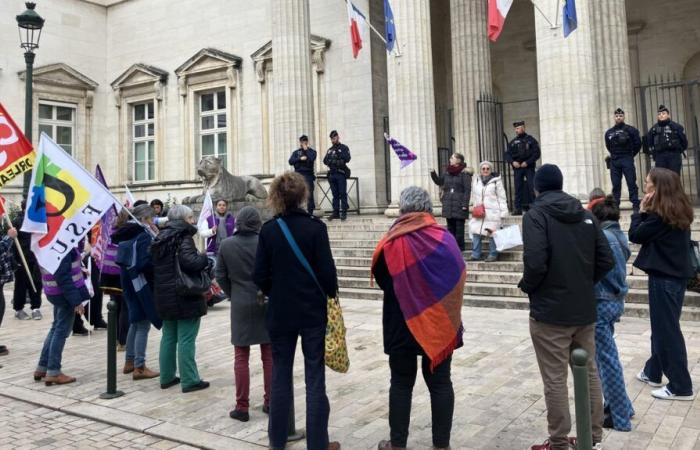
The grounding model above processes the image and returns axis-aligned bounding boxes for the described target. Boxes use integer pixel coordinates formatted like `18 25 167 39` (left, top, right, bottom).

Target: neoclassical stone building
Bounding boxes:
1 0 698 211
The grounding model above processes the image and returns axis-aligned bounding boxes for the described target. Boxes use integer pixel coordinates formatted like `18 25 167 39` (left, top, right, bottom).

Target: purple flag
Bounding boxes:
92 164 118 270
385 134 418 169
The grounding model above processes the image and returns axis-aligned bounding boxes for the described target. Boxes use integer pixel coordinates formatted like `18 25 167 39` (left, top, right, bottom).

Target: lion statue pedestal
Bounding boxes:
182 156 272 221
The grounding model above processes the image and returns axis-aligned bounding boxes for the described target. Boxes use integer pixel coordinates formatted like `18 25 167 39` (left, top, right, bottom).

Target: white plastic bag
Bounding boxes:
493 224 523 252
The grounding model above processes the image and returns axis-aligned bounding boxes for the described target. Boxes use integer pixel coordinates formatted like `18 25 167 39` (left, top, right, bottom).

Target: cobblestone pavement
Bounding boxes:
1 292 700 449
0 397 196 450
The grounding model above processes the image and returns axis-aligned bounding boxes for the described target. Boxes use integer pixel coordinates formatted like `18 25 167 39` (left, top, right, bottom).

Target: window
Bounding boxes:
198 90 227 167
132 102 155 182
38 102 76 155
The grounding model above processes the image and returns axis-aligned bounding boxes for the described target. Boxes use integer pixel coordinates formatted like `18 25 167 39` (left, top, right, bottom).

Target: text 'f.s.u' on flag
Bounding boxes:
487 0 513 42
562 0 577 37
0 102 35 188
346 0 367 58
384 133 417 169
21 133 122 274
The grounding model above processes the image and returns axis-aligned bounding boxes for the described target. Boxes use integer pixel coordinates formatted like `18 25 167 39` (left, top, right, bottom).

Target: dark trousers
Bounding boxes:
610 157 639 209
12 265 42 311
88 266 104 325
303 174 316 215
328 172 348 216
388 354 454 448
513 166 535 211
268 325 329 450
654 152 683 175
643 275 693 395
111 294 129 346
0 284 5 329
446 218 466 251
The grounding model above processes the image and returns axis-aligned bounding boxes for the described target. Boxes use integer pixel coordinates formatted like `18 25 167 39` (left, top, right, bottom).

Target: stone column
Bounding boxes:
591 0 635 191
535 0 602 198
450 0 493 165
271 0 314 174
386 0 439 212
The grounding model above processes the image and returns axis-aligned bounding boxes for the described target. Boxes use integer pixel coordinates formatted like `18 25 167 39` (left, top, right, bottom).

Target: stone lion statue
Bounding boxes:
182 156 268 204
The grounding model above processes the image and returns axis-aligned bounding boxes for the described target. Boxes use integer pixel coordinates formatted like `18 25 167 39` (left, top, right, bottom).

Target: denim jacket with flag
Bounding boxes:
594 221 630 301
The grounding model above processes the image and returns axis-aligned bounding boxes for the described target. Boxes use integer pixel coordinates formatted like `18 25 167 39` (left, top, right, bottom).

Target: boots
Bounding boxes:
44 373 76 386
33 370 46 381
123 360 134 374
378 440 406 450
133 366 159 380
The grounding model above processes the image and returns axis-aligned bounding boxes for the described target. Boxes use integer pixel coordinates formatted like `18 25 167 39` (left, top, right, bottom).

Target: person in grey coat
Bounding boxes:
215 206 271 423
430 153 474 251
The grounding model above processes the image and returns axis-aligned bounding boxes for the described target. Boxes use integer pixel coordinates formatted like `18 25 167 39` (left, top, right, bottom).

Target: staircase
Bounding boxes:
328 213 700 321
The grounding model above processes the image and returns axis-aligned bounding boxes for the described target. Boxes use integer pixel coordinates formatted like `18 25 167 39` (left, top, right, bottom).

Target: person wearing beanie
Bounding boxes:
323 130 351 221
604 108 642 212
645 105 688 175
520 163 614 450
587 188 606 211
505 121 541 215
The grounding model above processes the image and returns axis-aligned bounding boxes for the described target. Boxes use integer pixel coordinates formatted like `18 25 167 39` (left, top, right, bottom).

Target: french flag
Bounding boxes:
347 1 366 58
487 0 513 42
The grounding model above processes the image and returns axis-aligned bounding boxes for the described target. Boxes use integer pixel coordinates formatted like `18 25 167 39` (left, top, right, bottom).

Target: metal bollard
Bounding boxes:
287 383 305 442
572 348 592 450
99 300 125 399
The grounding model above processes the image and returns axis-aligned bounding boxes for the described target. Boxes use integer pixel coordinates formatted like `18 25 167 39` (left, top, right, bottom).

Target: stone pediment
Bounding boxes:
18 63 98 90
111 63 168 90
175 48 242 78
251 34 331 81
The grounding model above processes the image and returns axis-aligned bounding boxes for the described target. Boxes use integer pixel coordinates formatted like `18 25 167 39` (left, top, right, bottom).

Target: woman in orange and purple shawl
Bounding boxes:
371 186 466 450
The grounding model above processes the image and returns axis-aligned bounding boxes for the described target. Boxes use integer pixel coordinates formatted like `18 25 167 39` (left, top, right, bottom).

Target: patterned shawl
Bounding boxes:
371 212 465 370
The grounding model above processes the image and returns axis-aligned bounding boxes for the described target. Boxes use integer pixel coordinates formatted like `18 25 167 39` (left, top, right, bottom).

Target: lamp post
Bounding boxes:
16 2 45 196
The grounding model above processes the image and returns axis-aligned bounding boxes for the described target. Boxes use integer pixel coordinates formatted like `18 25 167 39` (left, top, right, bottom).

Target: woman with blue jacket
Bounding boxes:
591 195 634 431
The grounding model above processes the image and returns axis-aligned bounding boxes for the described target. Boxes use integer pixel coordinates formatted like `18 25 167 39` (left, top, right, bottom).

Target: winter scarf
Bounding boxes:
446 163 466 176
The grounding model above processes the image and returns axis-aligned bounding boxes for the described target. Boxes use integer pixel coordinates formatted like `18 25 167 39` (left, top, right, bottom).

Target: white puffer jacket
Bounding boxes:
469 175 509 236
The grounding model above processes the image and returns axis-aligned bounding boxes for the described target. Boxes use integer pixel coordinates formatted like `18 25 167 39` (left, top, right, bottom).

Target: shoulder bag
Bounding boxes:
473 185 486 219
174 241 212 296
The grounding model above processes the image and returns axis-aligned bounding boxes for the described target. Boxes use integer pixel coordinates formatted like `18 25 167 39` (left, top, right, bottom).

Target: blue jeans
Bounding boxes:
268 325 329 450
610 157 639 209
471 234 497 259
328 172 348 215
643 275 693 395
37 302 75 376
126 319 151 368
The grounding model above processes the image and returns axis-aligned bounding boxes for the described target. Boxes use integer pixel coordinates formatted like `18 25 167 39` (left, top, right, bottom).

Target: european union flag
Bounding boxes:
562 0 577 37
384 0 396 52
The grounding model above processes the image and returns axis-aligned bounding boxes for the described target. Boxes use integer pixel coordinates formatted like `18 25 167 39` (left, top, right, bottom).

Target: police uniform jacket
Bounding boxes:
646 120 688 155
506 133 541 167
323 144 351 175
605 123 642 159
288 148 317 177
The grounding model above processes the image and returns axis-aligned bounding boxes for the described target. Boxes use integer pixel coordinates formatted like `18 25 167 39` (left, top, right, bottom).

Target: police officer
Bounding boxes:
323 130 351 221
605 108 642 212
288 135 317 215
646 104 688 175
505 121 540 215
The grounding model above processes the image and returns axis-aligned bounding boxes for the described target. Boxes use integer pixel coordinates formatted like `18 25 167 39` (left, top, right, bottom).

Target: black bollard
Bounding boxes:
99 299 124 399
287 381 304 442
572 348 592 450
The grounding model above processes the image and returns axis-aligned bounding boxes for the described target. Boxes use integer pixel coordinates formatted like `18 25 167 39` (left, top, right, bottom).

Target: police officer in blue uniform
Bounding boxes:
646 105 688 175
323 130 351 221
289 135 317 215
605 108 642 212
505 121 541 215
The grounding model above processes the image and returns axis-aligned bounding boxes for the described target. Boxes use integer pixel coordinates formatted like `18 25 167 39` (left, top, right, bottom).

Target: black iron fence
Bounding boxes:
477 95 515 210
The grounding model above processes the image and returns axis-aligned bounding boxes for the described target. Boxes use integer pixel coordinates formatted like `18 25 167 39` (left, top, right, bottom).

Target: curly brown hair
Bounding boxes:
646 168 694 230
268 172 309 215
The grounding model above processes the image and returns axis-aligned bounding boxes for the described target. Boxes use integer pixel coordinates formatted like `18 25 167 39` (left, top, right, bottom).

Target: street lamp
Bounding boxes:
16 2 45 195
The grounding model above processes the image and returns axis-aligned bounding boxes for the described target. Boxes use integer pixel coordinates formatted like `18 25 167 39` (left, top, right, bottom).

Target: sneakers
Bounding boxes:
651 386 695 401
636 370 663 388
160 377 180 390
31 309 42 320
15 309 30 320
182 380 210 393
229 409 249 422
485 254 498 263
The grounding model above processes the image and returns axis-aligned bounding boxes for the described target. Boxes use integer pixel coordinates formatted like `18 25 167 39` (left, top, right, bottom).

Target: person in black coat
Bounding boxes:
605 108 642 212
518 164 613 450
646 105 688 175
430 153 473 251
289 135 318 215
629 167 695 401
323 130 351 221
150 205 210 393
253 172 340 450
506 121 541 215
11 206 43 320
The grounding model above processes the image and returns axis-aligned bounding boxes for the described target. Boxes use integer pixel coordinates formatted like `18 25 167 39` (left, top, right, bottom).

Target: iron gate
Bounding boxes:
476 95 515 210
635 75 700 203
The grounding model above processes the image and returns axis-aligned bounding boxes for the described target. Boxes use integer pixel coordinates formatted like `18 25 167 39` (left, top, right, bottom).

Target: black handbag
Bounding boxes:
174 246 211 296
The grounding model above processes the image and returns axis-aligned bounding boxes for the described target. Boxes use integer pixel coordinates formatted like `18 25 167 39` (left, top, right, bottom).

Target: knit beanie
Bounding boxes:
534 164 563 193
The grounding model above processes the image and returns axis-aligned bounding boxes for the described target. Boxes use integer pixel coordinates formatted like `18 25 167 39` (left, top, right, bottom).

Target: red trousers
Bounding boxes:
234 344 272 412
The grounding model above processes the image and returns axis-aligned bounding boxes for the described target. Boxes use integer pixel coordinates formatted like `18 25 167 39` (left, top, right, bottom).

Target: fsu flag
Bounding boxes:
0 103 35 188
22 133 121 273
488 0 514 42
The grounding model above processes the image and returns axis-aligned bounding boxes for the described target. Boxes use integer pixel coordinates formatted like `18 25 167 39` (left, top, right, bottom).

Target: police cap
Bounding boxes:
658 105 669 113
299 135 309 142
513 121 525 128
614 108 624 115
329 130 338 138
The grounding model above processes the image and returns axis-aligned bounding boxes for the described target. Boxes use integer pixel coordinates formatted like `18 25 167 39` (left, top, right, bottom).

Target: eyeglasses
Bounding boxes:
481 167 491 171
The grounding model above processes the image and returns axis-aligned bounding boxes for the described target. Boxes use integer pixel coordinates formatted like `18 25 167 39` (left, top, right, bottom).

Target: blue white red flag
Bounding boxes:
347 1 367 58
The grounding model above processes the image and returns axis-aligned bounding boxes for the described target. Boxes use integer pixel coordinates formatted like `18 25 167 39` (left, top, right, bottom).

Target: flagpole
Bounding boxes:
530 0 557 28
342 0 401 57
0 196 37 293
